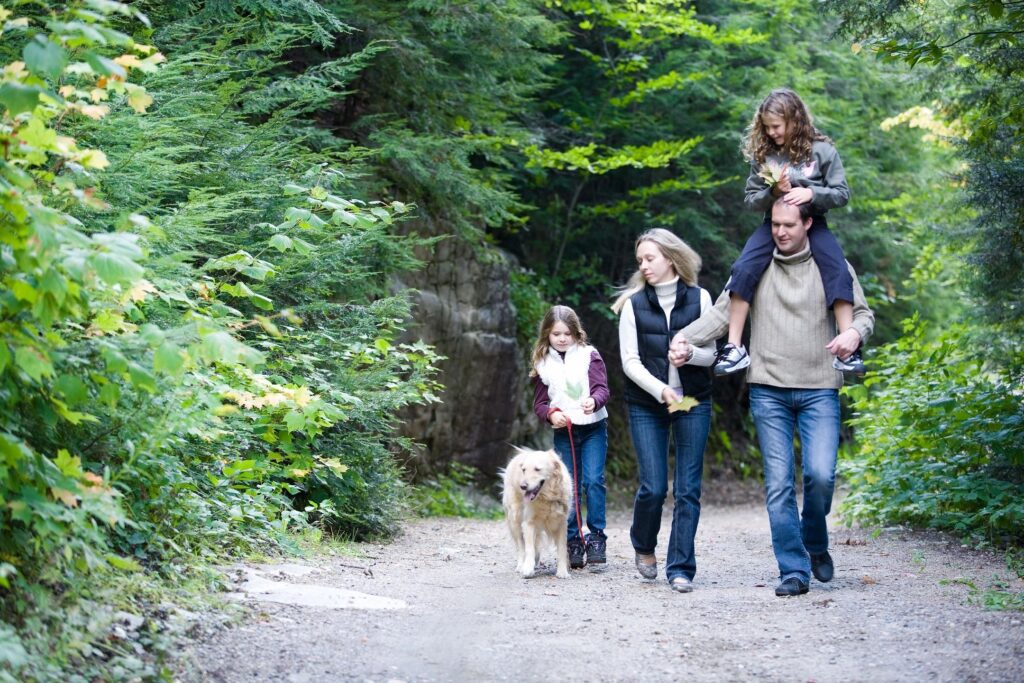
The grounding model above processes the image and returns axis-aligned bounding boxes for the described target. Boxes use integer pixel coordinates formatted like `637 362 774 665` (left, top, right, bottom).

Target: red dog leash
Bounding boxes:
564 416 585 542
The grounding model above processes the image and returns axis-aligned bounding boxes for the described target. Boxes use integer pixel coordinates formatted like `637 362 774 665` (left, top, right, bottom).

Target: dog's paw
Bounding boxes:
555 569 570 579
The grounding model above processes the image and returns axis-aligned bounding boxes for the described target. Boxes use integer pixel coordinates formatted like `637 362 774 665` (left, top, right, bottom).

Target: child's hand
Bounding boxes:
581 397 596 414
549 410 568 428
783 187 813 205
776 163 792 192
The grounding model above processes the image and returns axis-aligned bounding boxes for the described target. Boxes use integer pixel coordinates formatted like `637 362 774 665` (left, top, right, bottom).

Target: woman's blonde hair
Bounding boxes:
611 228 701 314
742 88 832 165
529 305 588 377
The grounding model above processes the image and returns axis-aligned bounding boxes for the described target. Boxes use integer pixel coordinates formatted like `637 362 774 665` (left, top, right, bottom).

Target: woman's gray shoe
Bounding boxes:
635 552 657 579
669 576 693 593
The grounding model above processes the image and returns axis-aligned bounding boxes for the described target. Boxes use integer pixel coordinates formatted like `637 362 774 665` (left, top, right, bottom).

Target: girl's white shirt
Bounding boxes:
534 342 608 425
618 277 716 403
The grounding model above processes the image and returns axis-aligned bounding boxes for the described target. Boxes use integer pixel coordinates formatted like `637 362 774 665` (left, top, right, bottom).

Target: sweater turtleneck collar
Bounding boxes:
653 276 680 296
773 244 813 265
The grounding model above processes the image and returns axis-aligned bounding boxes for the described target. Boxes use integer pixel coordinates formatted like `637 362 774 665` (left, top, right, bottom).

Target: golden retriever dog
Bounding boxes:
502 448 573 579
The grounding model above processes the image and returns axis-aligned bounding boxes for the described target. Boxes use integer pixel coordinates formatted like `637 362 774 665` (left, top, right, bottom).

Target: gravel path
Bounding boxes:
181 501 1023 682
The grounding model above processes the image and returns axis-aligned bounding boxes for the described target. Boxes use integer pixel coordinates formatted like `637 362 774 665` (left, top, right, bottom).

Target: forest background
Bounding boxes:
0 1 1021 680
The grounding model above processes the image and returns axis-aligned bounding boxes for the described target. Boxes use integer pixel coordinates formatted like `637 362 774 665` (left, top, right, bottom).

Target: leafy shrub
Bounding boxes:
411 463 503 519
0 3 443 679
841 318 1024 547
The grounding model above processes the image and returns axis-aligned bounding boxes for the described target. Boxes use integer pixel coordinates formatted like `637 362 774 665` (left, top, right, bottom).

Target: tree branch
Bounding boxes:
939 30 1024 50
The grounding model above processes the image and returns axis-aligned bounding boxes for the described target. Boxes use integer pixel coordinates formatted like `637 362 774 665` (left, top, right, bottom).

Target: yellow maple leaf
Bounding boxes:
79 104 110 120
667 396 699 413
125 85 153 113
78 148 109 169
114 54 142 69
51 488 79 508
125 279 157 302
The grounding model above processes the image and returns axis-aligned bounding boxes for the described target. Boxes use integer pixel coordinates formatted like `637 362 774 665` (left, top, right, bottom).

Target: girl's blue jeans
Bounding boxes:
627 399 712 582
553 419 608 541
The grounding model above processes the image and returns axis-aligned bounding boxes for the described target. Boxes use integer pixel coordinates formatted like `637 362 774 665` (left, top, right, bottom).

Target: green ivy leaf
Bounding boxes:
54 374 88 405
0 82 44 115
14 346 53 382
128 362 157 393
250 293 274 310
104 554 142 571
153 342 185 375
92 252 144 285
99 382 120 408
268 234 293 251
565 380 583 400
284 410 305 432
23 35 67 81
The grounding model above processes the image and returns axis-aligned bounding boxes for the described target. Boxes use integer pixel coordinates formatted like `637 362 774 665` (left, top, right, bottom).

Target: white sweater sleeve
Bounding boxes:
619 299 671 403
686 288 718 367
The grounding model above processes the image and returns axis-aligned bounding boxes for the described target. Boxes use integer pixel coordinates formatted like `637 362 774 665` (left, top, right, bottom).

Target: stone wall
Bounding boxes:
396 234 540 478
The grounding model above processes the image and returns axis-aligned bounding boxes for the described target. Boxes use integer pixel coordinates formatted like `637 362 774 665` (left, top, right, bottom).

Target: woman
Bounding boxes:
612 228 716 592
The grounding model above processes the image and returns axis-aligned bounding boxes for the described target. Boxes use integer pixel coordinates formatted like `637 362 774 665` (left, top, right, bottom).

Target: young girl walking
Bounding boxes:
531 305 610 570
710 88 864 376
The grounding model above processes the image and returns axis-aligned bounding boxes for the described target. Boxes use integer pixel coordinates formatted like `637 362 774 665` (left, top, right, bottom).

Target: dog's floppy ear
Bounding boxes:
545 449 564 484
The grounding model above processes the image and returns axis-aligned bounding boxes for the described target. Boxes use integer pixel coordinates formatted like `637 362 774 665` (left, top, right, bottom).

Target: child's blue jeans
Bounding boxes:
728 215 854 307
553 419 608 541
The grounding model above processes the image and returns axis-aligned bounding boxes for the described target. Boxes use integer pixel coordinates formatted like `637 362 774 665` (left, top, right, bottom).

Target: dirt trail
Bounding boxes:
182 502 1023 682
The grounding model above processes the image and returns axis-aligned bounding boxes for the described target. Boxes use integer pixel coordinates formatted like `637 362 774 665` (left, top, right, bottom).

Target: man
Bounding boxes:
669 198 874 596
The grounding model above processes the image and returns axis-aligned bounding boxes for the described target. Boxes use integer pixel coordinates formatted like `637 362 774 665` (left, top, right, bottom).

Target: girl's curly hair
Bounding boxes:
742 89 832 164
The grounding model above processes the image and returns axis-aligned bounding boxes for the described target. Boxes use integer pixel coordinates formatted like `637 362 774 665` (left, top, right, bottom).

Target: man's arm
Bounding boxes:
671 288 730 350
826 262 875 358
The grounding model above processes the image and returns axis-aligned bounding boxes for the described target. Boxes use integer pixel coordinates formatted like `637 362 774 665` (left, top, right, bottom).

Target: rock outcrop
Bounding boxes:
396 234 538 478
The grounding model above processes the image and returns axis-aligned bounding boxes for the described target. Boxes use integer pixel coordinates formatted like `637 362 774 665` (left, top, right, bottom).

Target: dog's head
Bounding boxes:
515 448 561 502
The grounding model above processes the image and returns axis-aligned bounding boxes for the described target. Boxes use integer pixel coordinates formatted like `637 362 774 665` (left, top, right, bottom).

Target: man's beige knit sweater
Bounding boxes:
681 245 874 389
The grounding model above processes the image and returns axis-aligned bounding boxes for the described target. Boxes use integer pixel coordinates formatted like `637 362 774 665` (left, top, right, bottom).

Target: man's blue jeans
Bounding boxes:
627 399 712 582
748 384 840 584
553 419 608 541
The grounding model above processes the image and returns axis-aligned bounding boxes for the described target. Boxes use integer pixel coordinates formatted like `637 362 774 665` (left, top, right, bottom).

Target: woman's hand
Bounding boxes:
549 410 568 428
783 187 813 205
581 397 596 415
668 336 692 367
661 386 681 405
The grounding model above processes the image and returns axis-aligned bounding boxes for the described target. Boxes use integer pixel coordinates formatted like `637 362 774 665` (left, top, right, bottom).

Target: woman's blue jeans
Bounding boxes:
627 399 712 581
748 384 840 584
553 419 608 541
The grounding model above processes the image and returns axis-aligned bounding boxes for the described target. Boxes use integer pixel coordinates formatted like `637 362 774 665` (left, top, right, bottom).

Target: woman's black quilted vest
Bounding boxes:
624 281 712 407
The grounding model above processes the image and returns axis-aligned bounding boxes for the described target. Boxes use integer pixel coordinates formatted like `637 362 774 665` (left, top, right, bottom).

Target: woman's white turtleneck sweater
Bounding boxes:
618 277 716 403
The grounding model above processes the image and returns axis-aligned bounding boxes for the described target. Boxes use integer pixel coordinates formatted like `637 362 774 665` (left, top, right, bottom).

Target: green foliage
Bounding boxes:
410 462 503 519
509 268 551 349
0 1 443 678
825 0 1024 333
841 318 1024 547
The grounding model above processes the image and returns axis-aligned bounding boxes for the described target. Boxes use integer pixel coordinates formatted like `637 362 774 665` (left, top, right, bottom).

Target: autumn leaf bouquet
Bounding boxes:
757 160 788 187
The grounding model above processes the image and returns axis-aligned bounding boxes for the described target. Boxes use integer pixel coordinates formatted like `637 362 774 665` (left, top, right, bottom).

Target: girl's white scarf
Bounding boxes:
535 343 607 426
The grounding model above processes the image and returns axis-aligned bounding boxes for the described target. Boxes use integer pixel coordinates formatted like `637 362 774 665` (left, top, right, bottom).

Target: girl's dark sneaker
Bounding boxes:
584 531 606 564
832 348 866 375
568 537 587 569
714 343 750 375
